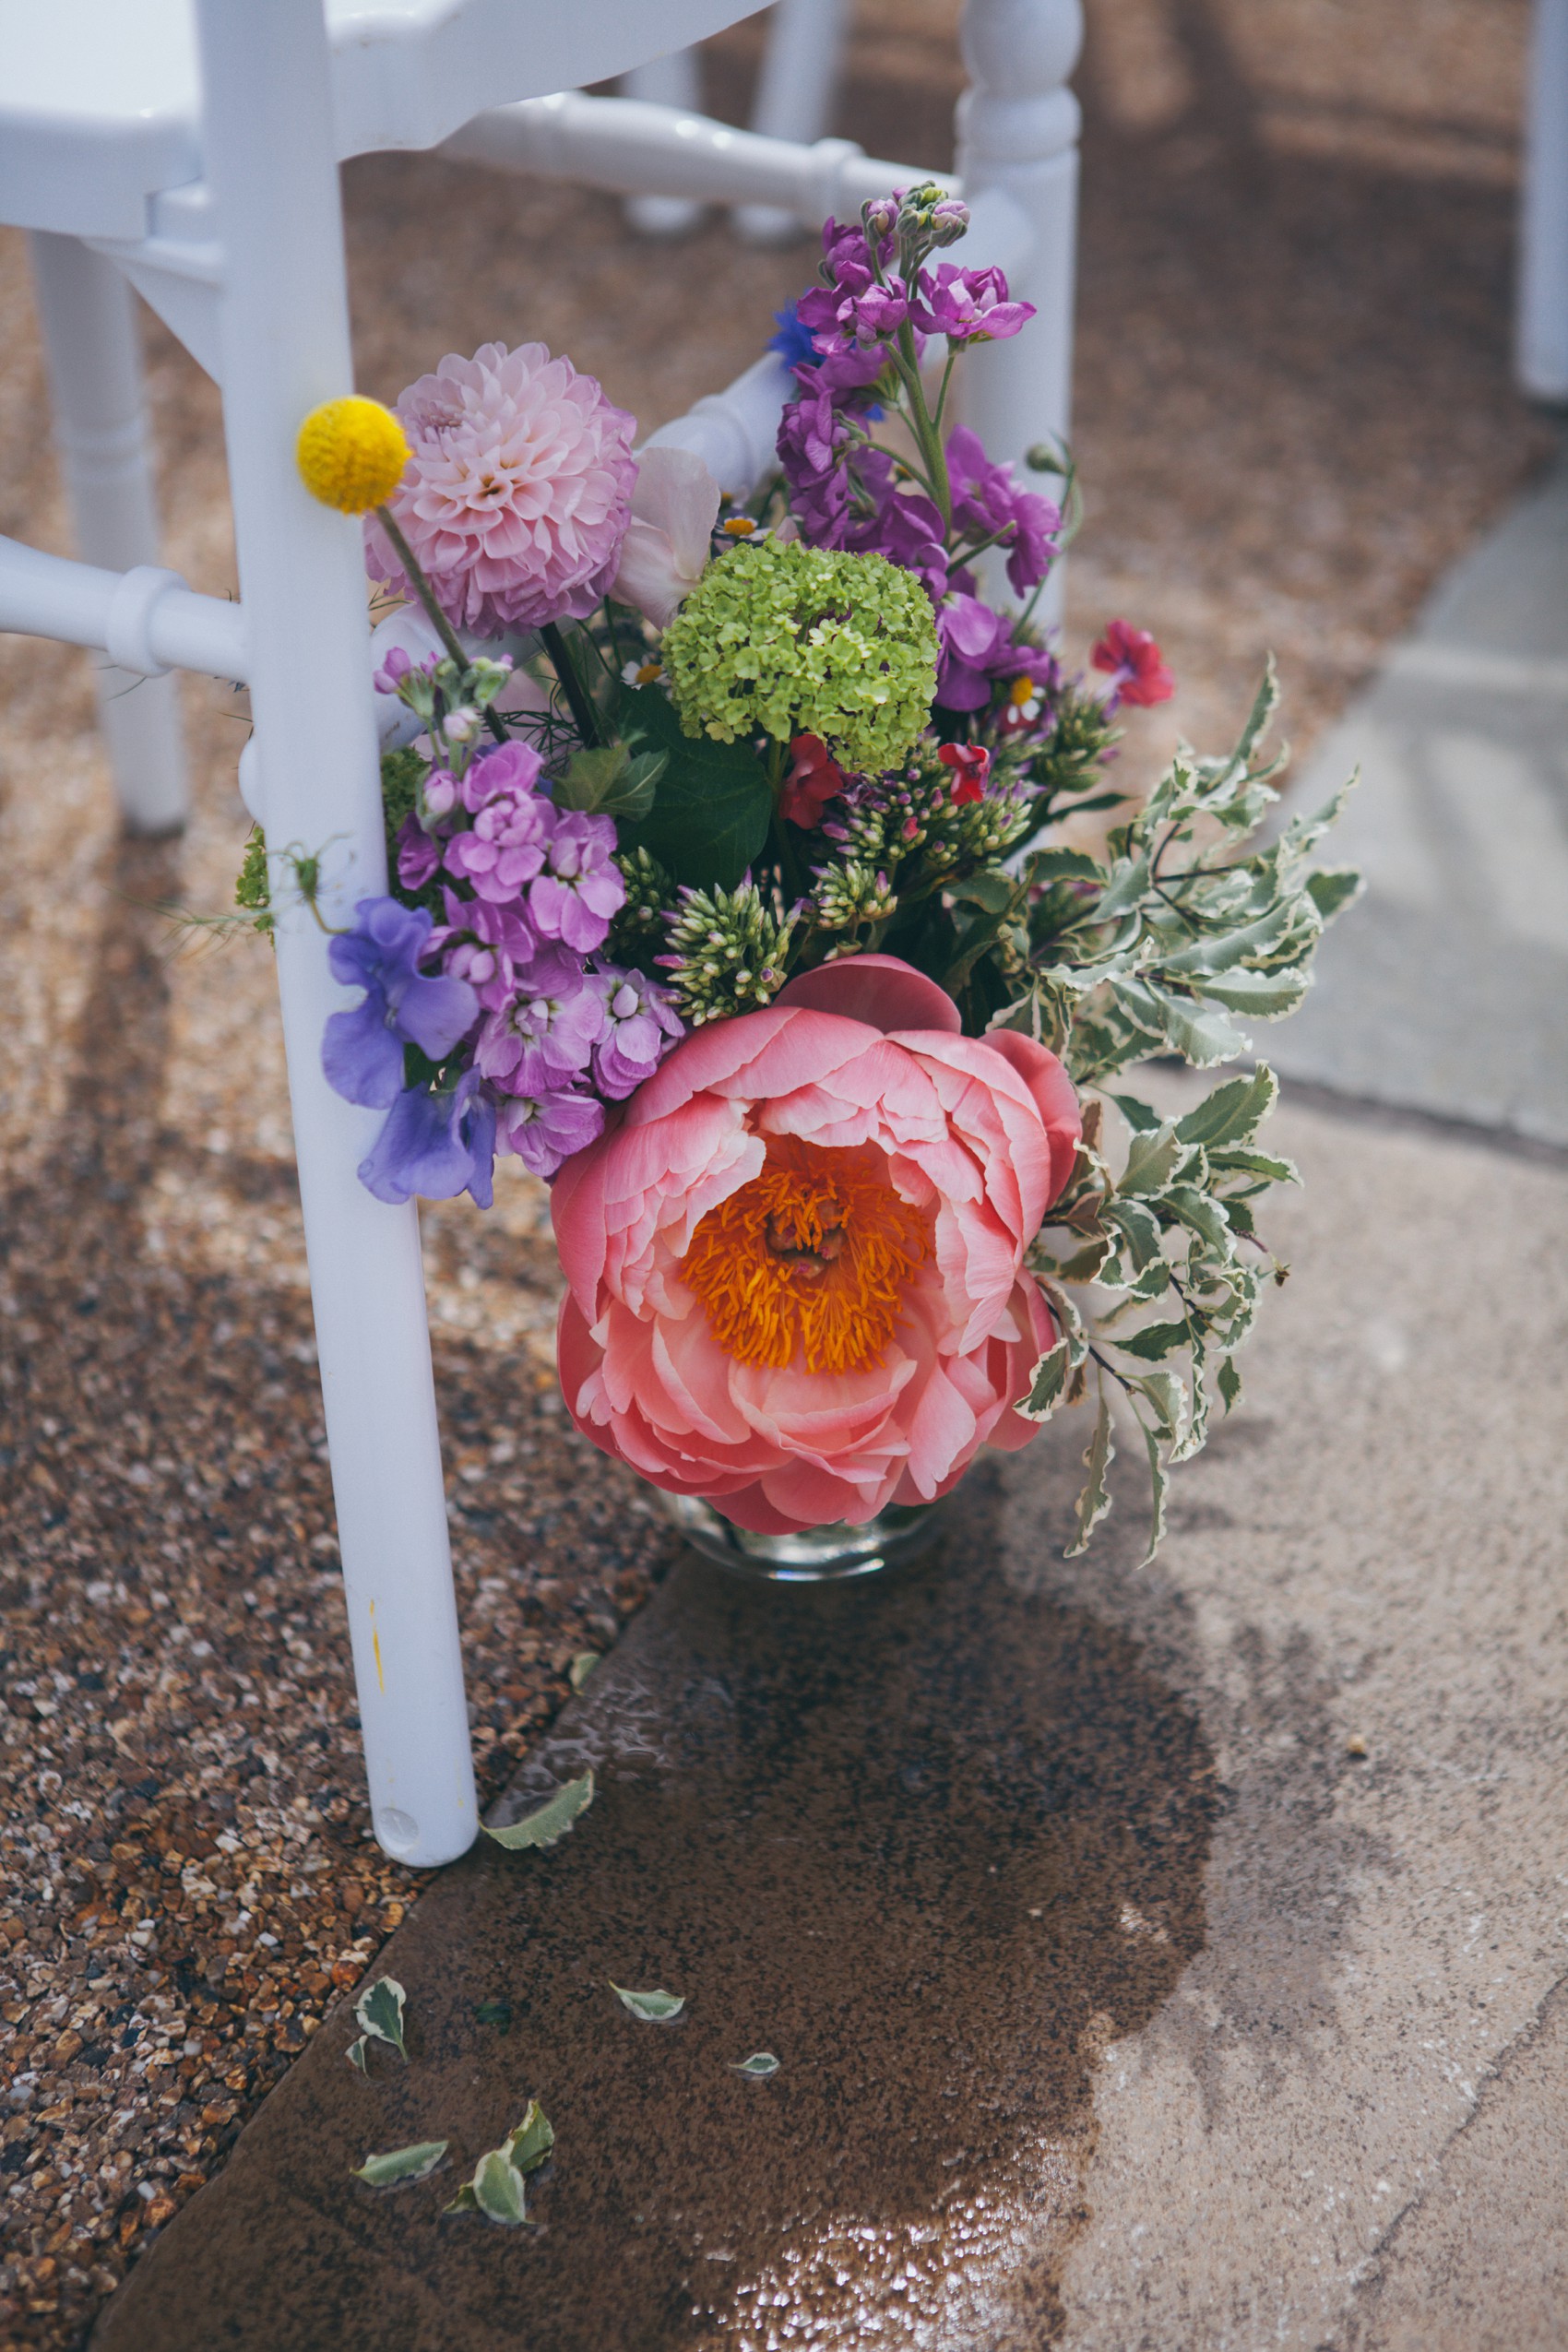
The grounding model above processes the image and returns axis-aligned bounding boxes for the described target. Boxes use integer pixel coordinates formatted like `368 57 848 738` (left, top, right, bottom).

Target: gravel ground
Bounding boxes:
0 0 1550 2343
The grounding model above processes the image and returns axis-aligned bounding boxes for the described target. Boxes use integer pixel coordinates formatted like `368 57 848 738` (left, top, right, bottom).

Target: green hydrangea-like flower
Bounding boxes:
661 539 938 775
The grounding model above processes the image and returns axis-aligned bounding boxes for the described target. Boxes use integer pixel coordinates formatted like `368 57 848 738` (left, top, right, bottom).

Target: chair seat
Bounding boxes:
0 0 761 237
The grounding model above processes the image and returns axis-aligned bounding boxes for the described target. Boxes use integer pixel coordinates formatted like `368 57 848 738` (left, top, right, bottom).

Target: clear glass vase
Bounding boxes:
656 1489 947 1582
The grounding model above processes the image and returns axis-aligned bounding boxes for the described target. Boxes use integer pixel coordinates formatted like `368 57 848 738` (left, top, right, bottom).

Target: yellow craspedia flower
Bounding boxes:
295 397 410 515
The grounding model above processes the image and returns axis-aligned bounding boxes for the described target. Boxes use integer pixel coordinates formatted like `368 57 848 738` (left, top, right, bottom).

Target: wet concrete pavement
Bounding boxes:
92 1079 1568 2350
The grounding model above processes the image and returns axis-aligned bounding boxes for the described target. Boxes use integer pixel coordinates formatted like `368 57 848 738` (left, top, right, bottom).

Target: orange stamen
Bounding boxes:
682 1137 927 1374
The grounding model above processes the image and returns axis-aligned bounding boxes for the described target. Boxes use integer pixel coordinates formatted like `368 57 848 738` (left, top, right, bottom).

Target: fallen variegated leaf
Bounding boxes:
445 2146 530 2226
353 1975 408 2061
346 2037 370 2074
731 2051 779 2078
505 2097 553 2175
481 1770 595 1852
351 2139 448 2189
568 1652 600 1692
609 1981 685 2022
472 1998 512 2035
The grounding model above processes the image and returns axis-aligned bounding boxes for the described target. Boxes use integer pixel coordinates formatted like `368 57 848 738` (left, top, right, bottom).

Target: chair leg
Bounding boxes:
196 0 478 1866
1519 0 1568 400
28 232 190 836
622 49 707 237
734 0 849 245
956 0 1084 625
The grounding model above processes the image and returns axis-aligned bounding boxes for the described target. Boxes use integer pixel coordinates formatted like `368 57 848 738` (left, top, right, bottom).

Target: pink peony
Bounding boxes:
365 342 638 636
551 955 1081 1535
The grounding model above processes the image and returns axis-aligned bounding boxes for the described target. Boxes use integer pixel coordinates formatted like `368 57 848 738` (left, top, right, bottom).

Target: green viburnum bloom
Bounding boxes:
661 539 938 775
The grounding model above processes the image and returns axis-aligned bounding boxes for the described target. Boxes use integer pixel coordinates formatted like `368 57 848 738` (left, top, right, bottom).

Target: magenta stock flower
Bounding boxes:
365 341 638 636
910 263 1036 346
529 813 624 954
396 813 441 892
474 944 606 1096
944 425 1060 597
495 1087 605 1179
444 740 552 904
590 967 683 1099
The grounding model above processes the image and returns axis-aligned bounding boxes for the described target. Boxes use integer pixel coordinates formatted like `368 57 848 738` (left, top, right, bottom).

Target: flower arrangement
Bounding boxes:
251 184 1357 1557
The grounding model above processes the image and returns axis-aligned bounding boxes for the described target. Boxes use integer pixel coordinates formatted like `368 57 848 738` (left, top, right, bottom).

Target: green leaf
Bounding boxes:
617 683 773 889
1217 1354 1242 1414
1131 1369 1186 1442
1026 847 1106 885
469 2150 531 2227
473 1999 512 2035
1108 1092 1163 1134
1207 1146 1299 1184
505 2098 554 2176
346 2037 370 2074
1175 1065 1278 1149
554 742 665 820
354 1976 408 2061
568 1651 600 1692
1151 989 1250 1068
1105 1196 1163 1271
1064 1380 1116 1558
609 1981 686 2022
482 1770 595 1852
1163 1183 1233 1253
949 869 1016 913
1158 897 1302 977
1116 1319 1192 1362
352 2140 448 2189
1018 1336 1070 1422
1095 852 1154 921
731 2051 781 2078
1305 866 1362 922
1120 1123 1185 1198
1136 1419 1169 1569
1200 967 1310 1017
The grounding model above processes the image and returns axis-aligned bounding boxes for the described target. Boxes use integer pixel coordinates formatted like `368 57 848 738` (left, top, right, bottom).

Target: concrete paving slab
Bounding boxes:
1269 445 1568 1146
89 1082 1568 2349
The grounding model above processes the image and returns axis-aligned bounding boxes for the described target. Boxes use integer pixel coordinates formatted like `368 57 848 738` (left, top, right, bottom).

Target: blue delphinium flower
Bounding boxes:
358 1067 497 1207
321 897 478 1108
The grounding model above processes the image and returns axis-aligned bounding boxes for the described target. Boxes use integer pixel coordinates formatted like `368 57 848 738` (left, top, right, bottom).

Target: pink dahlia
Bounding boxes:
551 955 1081 1536
365 342 638 636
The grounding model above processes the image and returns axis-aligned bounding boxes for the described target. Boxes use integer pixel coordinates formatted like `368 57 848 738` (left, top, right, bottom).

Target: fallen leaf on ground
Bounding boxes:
568 1652 600 1691
350 1975 408 2064
505 2097 554 2174
731 2051 780 2078
445 2146 531 2226
351 2139 448 2188
481 1771 595 1851
473 1998 512 2035
609 1981 685 2022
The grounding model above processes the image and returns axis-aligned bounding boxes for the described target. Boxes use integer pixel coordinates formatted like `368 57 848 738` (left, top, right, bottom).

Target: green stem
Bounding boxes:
540 621 605 748
375 505 507 746
892 323 951 529
931 348 958 434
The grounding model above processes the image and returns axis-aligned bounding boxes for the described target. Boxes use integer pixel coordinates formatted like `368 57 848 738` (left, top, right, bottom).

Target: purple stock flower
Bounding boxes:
494 1087 605 1179
935 593 1017 711
396 812 441 891
944 425 1060 597
529 811 624 953
776 385 857 545
910 262 1036 346
444 739 553 905
845 449 949 596
358 1067 496 1208
590 966 683 1099
474 944 605 1095
322 897 478 1109
373 645 412 695
434 891 540 1011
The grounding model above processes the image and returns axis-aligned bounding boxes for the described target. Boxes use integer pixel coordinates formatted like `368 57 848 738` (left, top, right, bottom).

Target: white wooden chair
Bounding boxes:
622 0 849 244
0 0 1084 1867
1519 0 1568 399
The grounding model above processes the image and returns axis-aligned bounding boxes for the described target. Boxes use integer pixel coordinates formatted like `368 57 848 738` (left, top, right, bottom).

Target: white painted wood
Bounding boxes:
0 535 246 681
1519 0 1568 400
623 48 707 238
196 0 477 1869
956 0 1083 621
735 0 850 244
443 90 929 239
27 232 190 834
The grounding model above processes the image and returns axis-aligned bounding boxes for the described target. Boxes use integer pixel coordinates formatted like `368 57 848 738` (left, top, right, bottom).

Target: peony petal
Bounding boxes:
775 953 962 1036
977 1030 1082 1206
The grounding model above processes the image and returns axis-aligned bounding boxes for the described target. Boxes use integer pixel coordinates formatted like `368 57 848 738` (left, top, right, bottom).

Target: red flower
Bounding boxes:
780 733 849 828
937 742 991 803
1091 619 1175 707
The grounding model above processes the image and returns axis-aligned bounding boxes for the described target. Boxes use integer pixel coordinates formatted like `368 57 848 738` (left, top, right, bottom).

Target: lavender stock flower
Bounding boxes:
590 966 683 1099
358 1067 497 1207
322 897 478 1108
474 944 606 1094
494 1086 605 1179
945 425 1060 596
529 811 625 953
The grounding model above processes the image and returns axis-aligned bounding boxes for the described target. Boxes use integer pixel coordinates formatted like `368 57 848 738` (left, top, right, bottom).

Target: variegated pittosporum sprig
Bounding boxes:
1001 663 1360 1560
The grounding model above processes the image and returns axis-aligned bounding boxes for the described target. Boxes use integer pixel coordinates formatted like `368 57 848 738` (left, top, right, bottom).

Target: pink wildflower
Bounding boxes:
365 342 638 636
1091 620 1175 709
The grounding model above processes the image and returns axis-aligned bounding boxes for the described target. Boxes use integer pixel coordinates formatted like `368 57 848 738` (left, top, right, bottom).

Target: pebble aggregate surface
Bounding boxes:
0 0 1550 2343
